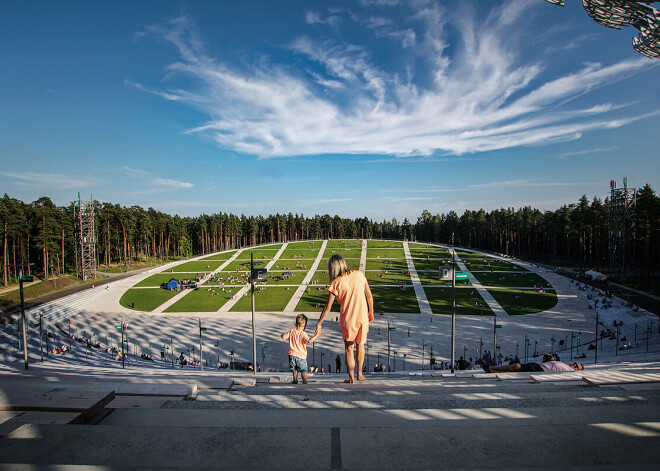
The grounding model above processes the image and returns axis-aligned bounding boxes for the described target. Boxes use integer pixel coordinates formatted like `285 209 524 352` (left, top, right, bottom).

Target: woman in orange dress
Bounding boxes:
315 254 374 383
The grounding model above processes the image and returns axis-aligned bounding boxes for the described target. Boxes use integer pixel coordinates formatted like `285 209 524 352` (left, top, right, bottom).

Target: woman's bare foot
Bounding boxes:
357 375 366 381
344 378 354 383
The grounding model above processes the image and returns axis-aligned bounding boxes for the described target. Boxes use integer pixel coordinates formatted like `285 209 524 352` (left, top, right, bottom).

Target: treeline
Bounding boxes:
2 185 659 287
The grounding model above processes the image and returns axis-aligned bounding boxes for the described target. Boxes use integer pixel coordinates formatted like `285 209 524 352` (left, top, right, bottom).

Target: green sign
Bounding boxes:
389 327 396 331
200 327 207 331
367 345 373 349
115 325 121 329
455 272 469 280
20 275 33 282
495 325 502 329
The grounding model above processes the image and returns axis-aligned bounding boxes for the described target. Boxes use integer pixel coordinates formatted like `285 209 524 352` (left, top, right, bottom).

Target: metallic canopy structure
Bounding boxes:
545 1 660 59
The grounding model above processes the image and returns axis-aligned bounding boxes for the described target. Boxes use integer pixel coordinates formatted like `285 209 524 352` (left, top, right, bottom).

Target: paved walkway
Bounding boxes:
403 241 433 316
284 240 328 312
359 239 367 273
219 243 289 312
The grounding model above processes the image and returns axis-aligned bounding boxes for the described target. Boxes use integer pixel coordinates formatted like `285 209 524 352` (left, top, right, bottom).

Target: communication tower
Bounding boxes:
74 193 97 281
609 178 636 280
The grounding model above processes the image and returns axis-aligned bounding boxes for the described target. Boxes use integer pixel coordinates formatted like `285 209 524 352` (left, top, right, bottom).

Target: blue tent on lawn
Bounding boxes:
166 278 179 290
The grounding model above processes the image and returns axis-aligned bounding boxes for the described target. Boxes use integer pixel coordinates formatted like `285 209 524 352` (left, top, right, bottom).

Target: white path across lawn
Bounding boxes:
218 243 289 313
359 239 367 273
284 240 328 312
453 250 509 318
154 249 245 314
403 241 433 316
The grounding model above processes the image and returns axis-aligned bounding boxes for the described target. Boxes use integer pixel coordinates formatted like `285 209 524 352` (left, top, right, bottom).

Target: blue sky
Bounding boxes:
1 0 659 221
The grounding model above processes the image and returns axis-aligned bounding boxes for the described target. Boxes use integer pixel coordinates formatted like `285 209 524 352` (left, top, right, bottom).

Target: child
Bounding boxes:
281 314 320 384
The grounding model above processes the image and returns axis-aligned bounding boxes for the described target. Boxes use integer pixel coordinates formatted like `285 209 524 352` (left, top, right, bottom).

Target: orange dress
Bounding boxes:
328 270 373 344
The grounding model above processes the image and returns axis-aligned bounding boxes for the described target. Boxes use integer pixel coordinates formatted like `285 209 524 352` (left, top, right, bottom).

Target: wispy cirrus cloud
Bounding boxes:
123 167 193 195
468 179 600 189
130 2 658 159
0 171 103 189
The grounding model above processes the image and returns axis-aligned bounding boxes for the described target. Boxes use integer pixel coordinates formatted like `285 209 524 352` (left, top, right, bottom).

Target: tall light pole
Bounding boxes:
450 241 456 373
199 318 206 371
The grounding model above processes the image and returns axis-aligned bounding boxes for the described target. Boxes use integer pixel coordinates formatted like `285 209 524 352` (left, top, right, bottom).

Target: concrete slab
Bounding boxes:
106 396 175 409
583 372 660 386
0 386 114 417
0 411 82 437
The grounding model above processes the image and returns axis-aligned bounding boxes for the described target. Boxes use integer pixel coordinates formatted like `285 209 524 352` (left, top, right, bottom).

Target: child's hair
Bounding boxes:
328 254 350 282
296 313 308 328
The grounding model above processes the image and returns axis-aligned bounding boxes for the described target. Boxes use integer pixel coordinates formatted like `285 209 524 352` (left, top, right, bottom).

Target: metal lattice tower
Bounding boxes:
609 178 636 279
74 193 97 281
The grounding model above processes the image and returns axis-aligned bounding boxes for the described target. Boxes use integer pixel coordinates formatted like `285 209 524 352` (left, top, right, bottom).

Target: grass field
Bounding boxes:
163 287 240 312
134 273 199 288
322 248 362 259
367 240 403 248
171 261 224 273
366 270 412 285
366 259 409 271
122 239 559 316
371 286 420 313
200 252 237 261
366 248 406 259
221 260 267 271
277 247 320 260
286 241 323 249
119 288 179 311
295 288 340 312
229 286 296 312
487 288 558 315
326 240 362 249
424 286 494 316
471 272 553 288
235 248 281 260
264 271 306 285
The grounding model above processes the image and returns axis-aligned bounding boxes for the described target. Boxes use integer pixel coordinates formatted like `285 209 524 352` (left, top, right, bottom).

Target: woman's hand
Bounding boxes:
314 323 323 336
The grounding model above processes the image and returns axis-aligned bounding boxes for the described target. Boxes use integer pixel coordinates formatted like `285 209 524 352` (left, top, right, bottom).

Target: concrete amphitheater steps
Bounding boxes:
2 366 660 469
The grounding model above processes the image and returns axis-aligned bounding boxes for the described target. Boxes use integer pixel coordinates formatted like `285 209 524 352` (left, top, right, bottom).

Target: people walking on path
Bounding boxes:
315 255 374 384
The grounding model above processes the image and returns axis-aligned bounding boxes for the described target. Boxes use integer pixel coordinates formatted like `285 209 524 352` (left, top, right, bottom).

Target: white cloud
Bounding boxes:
122 167 194 194
133 5 658 159
0 171 103 189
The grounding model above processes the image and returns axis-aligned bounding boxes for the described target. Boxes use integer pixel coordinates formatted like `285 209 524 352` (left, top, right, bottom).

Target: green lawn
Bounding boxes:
366 248 406 259
200 251 237 261
235 248 281 260
322 248 362 259
264 270 306 285
119 288 179 311
286 241 323 249
371 286 420 314
471 272 553 288
164 286 240 312
229 286 296 312
278 247 320 260
171 261 224 273
326 240 362 249
365 259 409 271
462 258 526 271
424 287 494 316
367 240 403 248
222 260 267 271
366 270 412 285
295 287 339 313
487 288 558 315
134 273 199 288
